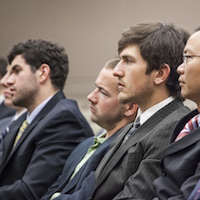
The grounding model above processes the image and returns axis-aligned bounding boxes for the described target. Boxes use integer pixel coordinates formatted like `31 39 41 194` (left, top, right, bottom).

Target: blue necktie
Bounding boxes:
123 117 140 143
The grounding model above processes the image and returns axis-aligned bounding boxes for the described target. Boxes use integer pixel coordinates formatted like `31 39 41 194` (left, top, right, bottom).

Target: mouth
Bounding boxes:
89 105 95 114
4 91 14 99
118 81 125 92
178 78 185 87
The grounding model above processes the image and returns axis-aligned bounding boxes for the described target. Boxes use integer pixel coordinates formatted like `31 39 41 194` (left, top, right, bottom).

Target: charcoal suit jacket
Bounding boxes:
0 91 93 200
90 98 190 200
153 109 200 200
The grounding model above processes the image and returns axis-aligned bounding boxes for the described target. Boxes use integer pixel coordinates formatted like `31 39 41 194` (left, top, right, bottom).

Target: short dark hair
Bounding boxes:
7 39 69 90
0 57 8 78
104 57 120 70
118 22 190 97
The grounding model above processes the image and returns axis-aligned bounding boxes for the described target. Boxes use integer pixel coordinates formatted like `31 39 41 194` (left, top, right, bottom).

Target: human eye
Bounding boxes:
183 55 193 63
12 66 21 75
122 56 133 64
99 88 109 96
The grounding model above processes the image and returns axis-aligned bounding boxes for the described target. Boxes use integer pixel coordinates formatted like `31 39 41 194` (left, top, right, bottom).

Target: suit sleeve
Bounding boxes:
0 109 92 200
54 171 95 200
168 163 200 200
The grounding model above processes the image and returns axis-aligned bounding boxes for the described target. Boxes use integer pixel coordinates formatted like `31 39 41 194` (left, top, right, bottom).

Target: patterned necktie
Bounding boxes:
13 120 29 147
175 114 200 142
123 117 140 143
0 126 10 144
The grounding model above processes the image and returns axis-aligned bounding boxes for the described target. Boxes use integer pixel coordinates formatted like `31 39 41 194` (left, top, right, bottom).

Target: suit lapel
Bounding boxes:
61 131 118 193
162 109 200 158
95 123 132 180
95 98 186 188
1 91 66 170
58 138 94 191
12 91 65 150
0 114 26 170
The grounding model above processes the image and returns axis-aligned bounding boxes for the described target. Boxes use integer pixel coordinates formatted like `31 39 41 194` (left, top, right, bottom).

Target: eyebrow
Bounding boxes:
95 83 109 95
10 64 21 72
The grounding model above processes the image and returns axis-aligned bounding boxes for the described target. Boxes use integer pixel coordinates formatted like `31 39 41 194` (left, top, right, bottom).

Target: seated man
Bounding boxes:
41 58 138 200
0 39 93 200
153 29 200 200
0 57 16 120
90 22 190 200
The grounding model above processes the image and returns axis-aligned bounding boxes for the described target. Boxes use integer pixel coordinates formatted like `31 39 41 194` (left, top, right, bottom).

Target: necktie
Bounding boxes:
123 117 140 143
0 126 10 144
13 120 28 147
175 114 200 141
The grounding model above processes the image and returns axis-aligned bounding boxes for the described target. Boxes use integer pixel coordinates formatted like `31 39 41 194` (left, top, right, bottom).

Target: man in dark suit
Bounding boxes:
0 39 93 200
89 22 191 200
0 57 16 120
153 29 200 200
40 58 138 200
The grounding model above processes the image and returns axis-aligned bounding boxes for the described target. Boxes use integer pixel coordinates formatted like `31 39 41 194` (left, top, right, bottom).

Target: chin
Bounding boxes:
118 94 129 104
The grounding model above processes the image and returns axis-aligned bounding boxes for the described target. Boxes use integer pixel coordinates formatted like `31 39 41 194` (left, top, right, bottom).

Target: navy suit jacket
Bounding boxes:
0 101 16 120
41 130 118 200
0 91 93 200
153 109 200 200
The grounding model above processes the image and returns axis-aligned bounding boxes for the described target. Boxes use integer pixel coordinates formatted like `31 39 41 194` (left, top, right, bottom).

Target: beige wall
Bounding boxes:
0 0 199 132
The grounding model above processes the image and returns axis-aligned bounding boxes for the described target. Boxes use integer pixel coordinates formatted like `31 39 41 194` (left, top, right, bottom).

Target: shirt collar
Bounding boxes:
94 130 107 145
0 94 5 104
26 95 54 124
139 96 175 125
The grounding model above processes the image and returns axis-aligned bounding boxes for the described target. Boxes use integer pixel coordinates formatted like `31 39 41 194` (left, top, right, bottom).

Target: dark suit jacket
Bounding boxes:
91 99 190 200
153 109 200 200
0 91 93 200
41 130 118 200
0 101 16 120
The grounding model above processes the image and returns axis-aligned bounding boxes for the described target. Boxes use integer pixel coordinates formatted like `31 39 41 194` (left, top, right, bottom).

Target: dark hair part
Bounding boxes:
7 39 69 90
0 57 8 78
104 57 120 70
118 22 190 97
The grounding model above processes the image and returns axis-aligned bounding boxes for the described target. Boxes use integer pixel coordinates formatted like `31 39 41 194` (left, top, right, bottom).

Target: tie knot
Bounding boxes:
134 117 140 129
20 120 28 132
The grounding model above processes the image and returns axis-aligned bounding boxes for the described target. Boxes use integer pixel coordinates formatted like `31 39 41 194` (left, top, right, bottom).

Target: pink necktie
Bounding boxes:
175 114 200 142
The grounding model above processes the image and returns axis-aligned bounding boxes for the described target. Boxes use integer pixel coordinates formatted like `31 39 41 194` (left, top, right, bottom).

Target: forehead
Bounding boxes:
184 31 200 53
96 68 118 89
120 45 142 58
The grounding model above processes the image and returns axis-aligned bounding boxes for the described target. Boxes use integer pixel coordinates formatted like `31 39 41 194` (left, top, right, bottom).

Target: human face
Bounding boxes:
0 55 39 111
113 45 155 110
177 31 200 106
87 68 126 130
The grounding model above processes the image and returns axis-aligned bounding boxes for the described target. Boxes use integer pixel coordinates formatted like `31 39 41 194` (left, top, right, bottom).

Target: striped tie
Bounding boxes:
0 126 10 144
175 114 200 141
123 117 140 143
13 120 29 147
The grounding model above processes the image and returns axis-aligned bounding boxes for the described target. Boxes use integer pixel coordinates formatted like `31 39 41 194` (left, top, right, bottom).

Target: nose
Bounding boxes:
87 89 98 104
0 72 15 89
0 73 8 88
177 62 185 75
113 61 124 77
